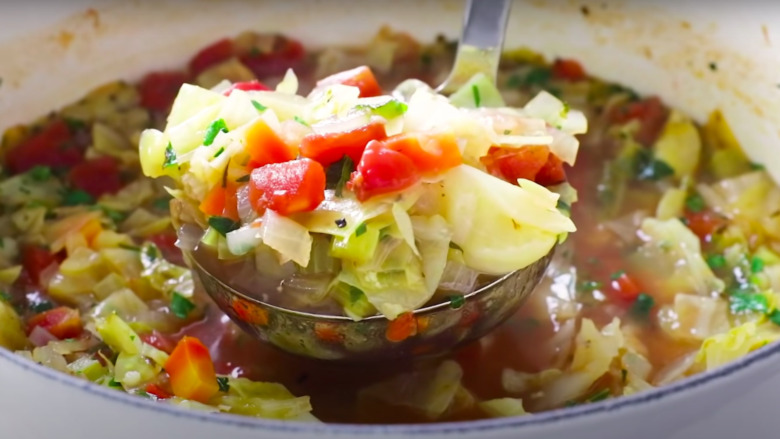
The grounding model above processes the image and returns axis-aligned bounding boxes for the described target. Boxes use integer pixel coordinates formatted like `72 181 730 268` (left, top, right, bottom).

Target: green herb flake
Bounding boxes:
709 61 718 71
449 241 464 252
685 194 705 213
30 301 54 313
100 206 127 224
636 155 675 181
560 101 571 118
587 388 611 402
162 142 177 169
136 390 152 399
557 200 571 214
578 280 602 292
235 174 251 183
217 376 230 392
27 166 52 182
472 84 481 107
354 222 368 237
62 189 94 206
706 254 726 269
208 216 240 236
144 245 159 262
631 293 655 318
293 116 310 127
0 291 11 302
203 118 229 147
523 67 551 87
610 270 626 280
119 243 141 252
108 379 123 388
448 294 465 309
170 292 196 319
64 118 87 132
769 309 780 327
335 156 354 197
152 197 171 211
251 100 267 112
213 146 226 158
729 292 769 314
751 256 765 273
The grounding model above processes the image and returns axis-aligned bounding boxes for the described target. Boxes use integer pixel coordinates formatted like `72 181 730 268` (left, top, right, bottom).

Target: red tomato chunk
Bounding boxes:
249 158 326 215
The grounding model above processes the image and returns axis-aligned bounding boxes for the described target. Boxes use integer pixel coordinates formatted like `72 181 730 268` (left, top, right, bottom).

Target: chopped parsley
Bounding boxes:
217 376 230 392
750 162 766 170
610 270 626 280
63 189 94 206
578 280 602 292
213 146 226 158
119 243 141 252
635 149 675 181
769 309 780 326
0 291 11 302
251 100 267 112
170 292 196 319
356 100 408 119
30 301 54 313
335 156 354 197
557 200 571 214
706 254 726 269
144 244 159 262
162 142 177 169
630 293 655 318
27 165 52 182
152 196 171 211
708 61 718 71
729 292 768 314
100 205 127 223
447 294 465 309
108 379 123 388
685 194 705 213
523 67 552 87
354 222 368 237
472 84 481 107
751 256 765 273
349 285 365 304
587 388 611 402
64 118 87 131
293 116 310 127
203 118 229 146
208 216 240 236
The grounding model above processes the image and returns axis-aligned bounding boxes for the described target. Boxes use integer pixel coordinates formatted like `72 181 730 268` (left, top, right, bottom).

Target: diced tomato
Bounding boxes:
139 331 177 354
684 210 728 243
534 152 567 186
222 80 270 96
244 119 297 169
480 145 551 183
551 58 587 82
608 96 668 146
609 271 642 301
145 383 173 400
27 306 82 339
348 139 421 201
385 312 417 342
239 36 305 79
164 336 220 403
379 132 462 177
138 71 189 112
248 158 326 215
67 156 123 198
21 245 57 286
4 119 83 174
189 38 235 76
300 121 387 167
316 66 383 98
147 232 184 266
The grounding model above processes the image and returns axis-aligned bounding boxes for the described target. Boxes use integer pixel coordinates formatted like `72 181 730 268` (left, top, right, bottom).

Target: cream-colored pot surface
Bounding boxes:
2 1 780 438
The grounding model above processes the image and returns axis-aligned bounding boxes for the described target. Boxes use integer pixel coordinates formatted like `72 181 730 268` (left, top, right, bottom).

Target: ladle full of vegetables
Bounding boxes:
140 0 586 360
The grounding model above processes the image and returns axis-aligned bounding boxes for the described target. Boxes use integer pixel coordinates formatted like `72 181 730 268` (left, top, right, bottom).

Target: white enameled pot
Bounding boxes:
2 1 780 438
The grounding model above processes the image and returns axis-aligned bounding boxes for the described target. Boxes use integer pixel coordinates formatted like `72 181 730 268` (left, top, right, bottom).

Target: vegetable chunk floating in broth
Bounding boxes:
2 27 779 424
138 51 581 320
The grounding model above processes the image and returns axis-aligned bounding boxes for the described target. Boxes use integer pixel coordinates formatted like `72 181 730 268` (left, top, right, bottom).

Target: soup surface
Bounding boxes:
2 28 780 424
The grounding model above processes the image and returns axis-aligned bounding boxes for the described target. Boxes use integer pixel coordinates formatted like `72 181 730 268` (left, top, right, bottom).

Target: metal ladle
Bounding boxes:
187 0 555 361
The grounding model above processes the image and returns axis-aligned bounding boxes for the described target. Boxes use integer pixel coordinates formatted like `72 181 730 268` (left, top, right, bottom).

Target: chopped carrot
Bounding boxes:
164 336 220 403
314 322 343 343
551 58 587 81
609 271 642 301
199 185 227 217
386 312 417 342
317 66 383 98
145 383 173 400
245 119 297 169
80 217 103 247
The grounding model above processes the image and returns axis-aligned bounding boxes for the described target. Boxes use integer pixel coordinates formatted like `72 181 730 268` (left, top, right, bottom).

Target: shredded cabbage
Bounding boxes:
696 321 780 371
